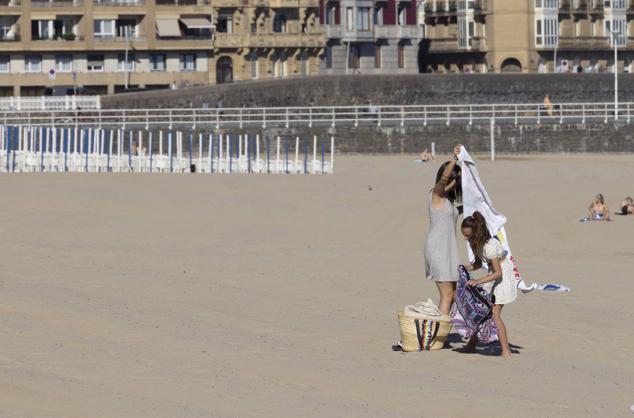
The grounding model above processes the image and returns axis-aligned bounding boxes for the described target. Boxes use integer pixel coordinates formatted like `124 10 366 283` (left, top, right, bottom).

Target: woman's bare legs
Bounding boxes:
435 281 456 316
492 304 511 359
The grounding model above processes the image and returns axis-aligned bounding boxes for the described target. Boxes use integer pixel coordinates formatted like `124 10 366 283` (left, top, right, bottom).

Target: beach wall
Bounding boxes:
100 74 634 153
230 122 634 154
101 74 634 109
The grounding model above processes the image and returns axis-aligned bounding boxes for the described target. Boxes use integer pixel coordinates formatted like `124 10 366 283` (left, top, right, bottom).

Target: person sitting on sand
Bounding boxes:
420 149 434 163
587 193 610 221
620 197 634 215
460 211 516 359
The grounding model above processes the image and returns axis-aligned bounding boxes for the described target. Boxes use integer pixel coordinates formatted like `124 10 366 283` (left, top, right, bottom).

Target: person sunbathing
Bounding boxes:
620 197 634 215
419 149 434 163
586 194 610 221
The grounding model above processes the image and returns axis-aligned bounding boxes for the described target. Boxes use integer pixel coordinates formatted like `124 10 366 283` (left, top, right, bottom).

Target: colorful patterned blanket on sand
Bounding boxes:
451 265 498 344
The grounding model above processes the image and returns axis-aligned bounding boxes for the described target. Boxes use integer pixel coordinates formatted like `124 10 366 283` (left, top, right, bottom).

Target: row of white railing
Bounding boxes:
0 102 630 128
0 96 101 111
0 125 334 174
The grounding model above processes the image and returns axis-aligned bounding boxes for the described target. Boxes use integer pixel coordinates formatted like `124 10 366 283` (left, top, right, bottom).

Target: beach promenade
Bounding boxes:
1 154 632 417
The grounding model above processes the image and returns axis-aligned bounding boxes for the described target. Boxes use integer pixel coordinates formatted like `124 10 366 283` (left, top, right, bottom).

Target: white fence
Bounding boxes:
0 96 101 111
0 125 334 175
0 101 630 128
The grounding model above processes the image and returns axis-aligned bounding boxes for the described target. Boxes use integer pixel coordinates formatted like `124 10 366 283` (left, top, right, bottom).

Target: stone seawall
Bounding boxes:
101 74 634 154
101 73 634 109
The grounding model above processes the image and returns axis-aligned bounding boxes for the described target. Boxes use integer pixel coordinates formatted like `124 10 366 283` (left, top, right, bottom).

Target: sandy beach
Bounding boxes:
1 154 633 417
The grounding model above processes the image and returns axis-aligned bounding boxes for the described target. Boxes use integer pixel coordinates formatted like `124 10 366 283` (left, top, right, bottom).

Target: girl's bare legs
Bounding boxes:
492 304 511 359
435 281 455 316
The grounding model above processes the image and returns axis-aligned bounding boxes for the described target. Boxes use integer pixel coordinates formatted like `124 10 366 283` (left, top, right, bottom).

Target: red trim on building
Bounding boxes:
406 0 416 25
384 0 396 25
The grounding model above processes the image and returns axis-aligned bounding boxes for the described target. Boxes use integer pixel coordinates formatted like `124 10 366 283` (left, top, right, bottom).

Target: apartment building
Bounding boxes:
0 0 324 96
318 0 424 74
420 0 634 73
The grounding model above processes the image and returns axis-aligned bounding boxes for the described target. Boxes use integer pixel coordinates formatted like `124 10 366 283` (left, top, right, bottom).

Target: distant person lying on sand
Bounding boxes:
582 193 610 222
620 197 634 215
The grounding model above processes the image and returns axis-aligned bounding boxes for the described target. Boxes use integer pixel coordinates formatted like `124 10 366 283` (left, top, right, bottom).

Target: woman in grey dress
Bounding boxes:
424 144 463 315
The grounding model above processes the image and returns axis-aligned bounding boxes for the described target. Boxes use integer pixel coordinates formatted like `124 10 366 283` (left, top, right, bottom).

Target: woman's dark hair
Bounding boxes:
461 211 491 263
435 161 462 203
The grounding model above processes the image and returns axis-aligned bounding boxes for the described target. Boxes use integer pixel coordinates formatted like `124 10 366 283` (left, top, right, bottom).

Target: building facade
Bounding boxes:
0 0 324 96
421 0 634 73
318 0 424 74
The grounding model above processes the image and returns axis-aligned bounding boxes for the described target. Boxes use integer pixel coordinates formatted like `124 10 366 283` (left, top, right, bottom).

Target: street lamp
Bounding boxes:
611 30 619 120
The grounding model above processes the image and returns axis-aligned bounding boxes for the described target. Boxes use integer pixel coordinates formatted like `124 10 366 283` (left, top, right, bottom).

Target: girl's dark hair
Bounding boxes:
461 211 491 263
435 161 462 203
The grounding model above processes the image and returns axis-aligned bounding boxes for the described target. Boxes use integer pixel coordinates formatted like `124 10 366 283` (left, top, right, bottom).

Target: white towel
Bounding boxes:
458 147 570 293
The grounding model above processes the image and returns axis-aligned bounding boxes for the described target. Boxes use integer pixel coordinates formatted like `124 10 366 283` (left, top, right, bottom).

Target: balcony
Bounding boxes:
31 0 83 6
424 0 458 15
94 0 145 5
570 0 588 12
155 0 210 5
558 36 609 49
264 0 319 6
32 34 84 41
428 37 459 52
474 0 487 12
247 32 324 48
470 36 487 51
324 25 343 38
374 25 423 39
213 32 243 48
589 0 603 12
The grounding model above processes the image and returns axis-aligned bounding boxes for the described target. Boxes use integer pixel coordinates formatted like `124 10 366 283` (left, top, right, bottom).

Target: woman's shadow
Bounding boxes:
446 333 523 356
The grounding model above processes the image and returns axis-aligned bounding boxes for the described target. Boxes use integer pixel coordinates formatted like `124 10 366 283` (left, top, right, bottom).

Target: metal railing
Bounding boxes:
0 96 101 111
0 101 631 128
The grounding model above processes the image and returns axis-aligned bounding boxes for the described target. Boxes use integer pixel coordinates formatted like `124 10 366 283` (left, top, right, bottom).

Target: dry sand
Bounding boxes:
1 154 633 418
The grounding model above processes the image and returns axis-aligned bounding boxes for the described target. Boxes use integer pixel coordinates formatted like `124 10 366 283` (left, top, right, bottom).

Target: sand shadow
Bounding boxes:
451 342 523 356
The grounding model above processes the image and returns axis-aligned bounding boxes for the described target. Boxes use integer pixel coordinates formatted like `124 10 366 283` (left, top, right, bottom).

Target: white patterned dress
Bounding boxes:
480 238 517 305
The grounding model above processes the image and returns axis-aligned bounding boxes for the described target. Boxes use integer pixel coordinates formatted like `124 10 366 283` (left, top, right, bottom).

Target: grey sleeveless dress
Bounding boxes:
424 192 459 282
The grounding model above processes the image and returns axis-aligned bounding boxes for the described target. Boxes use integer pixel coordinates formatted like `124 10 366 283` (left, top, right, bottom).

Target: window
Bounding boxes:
249 52 258 79
535 0 558 9
116 19 138 38
55 55 72 72
87 54 104 72
217 15 233 33
325 46 332 69
300 53 308 76
346 7 354 31
150 53 166 71
1 18 16 40
398 44 405 69
180 53 196 71
117 53 135 71
606 18 626 46
273 14 287 33
326 6 336 25
348 45 359 69
374 44 381 68
0 56 9 73
398 6 407 26
25 55 42 73
356 7 370 31
94 19 115 38
535 17 558 47
373 6 383 26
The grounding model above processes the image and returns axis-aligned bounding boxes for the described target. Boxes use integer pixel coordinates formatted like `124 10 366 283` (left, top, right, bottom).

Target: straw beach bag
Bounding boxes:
398 300 453 352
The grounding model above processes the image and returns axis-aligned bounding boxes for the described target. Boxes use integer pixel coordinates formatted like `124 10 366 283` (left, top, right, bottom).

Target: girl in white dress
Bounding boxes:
460 211 517 359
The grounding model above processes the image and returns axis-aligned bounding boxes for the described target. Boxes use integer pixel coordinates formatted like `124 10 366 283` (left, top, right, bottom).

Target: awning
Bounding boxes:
179 17 212 29
156 19 181 37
